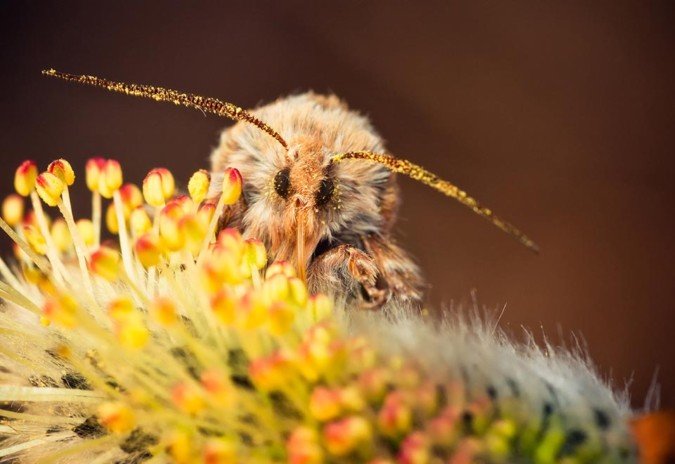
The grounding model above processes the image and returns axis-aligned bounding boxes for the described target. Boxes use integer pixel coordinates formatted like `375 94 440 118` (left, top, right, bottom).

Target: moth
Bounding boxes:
43 70 538 311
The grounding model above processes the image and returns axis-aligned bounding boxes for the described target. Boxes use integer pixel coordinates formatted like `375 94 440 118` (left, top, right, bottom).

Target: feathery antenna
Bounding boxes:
42 69 289 151
331 151 539 253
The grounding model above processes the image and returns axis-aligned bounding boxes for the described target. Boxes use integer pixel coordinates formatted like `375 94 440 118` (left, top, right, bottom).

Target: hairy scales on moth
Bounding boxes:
43 69 538 311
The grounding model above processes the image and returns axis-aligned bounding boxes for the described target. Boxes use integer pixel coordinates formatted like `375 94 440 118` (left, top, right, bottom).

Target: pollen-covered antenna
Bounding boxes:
331 151 539 253
42 69 289 152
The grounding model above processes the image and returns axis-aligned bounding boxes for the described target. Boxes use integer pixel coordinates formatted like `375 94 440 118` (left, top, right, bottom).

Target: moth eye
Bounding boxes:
273 168 291 198
315 178 335 207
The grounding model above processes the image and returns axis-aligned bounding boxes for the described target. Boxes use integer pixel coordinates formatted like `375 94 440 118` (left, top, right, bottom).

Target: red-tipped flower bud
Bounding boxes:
221 168 242 205
14 160 38 197
47 159 75 186
35 172 65 206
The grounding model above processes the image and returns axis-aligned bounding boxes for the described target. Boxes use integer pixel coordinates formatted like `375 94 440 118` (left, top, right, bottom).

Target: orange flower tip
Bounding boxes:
216 227 244 251
100 159 123 198
398 432 430 464
119 183 143 212
188 169 211 205
97 401 136 434
309 387 342 422
134 233 163 268
323 416 372 457
248 353 289 391
171 382 205 415
35 172 65 206
159 202 185 251
266 261 296 279
287 427 323 464
2 194 24 226
268 301 295 334
155 167 176 199
47 159 75 186
142 169 165 207
378 392 412 437
203 438 236 464
200 370 230 394
150 296 177 326
89 246 121 281
42 294 78 328
221 167 242 205
107 296 134 321
197 201 216 227
14 160 38 196
75 219 95 247
210 289 236 324
85 157 106 192
106 203 119 234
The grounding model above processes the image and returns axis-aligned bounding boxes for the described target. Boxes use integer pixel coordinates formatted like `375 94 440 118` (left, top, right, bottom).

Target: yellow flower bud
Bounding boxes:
221 167 242 205
200 370 235 407
134 233 163 268
188 169 210 205
47 159 75 186
51 219 71 252
210 289 236 325
149 296 177 326
268 301 295 335
42 294 78 328
76 219 95 247
197 201 215 228
2 194 24 226
142 169 165 207
14 160 38 197
310 387 342 422
263 274 290 302
266 261 296 279
323 416 372 457
85 157 106 192
35 172 64 207
119 183 143 216
117 319 149 349
105 203 119 234
171 382 205 415
107 296 135 322
203 439 237 464
244 238 267 270
288 277 309 306
179 213 204 255
287 427 324 464
159 201 185 252
89 246 121 281
156 167 175 199
99 159 123 199
23 224 46 255
97 401 136 434
307 294 333 320
129 207 152 236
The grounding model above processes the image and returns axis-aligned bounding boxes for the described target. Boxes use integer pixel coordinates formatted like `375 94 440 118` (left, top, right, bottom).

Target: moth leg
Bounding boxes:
361 234 425 310
307 244 388 310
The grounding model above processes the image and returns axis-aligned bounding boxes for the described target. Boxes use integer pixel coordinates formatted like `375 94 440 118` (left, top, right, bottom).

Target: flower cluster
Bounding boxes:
0 159 632 463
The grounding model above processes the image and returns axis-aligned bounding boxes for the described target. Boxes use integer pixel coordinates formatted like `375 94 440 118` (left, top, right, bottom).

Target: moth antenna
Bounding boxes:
331 151 539 253
42 68 289 152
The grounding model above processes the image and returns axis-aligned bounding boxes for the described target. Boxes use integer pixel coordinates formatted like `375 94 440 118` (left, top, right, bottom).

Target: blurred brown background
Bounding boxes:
0 1 673 408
